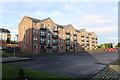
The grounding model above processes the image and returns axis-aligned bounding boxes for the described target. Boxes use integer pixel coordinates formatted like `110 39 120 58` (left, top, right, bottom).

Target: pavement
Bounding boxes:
5 51 118 78
92 59 120 79
0 55 31 63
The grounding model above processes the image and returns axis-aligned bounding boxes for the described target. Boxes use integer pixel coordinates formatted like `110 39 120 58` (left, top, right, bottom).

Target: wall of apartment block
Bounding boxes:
18 16 98 54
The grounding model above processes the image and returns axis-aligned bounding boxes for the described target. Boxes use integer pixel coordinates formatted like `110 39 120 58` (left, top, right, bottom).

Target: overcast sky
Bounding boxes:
0 1 118 45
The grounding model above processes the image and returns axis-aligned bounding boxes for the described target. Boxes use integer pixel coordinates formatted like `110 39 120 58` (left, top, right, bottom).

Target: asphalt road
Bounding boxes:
6 51 118 78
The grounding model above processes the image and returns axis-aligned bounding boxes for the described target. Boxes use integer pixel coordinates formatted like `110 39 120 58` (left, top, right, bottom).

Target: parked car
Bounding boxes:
104 48 117 51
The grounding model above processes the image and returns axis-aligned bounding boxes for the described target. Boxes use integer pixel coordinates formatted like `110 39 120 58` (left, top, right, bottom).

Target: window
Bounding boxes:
33 37 37 41
24 38 26 43
70 42 72 45
41 46 44 50
66 29 69 32
48 40 50 44
48 33 50 38
40 24 45 28
47 24 50 28
33 44 37 49
53 40 56 43
34 22 37 25
53 26 57 31
40 39 46 44
67 46 70 50
33 30 37 33
24 24 26 28
62 46 64 49
40 31 45 36
53 45 57 49
61 40 64 43
62 34 64 37
66 35 69 38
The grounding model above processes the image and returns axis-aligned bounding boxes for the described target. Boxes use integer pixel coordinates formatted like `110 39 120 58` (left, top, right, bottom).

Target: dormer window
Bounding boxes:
34 22 37 25
40 24 45 28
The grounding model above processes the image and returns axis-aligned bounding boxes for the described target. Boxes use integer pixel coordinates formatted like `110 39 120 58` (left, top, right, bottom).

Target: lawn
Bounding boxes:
2 64 71 80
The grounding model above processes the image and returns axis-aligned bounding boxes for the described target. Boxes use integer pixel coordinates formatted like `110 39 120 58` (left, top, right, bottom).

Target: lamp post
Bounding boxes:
13 35 15 55
13 35 17 55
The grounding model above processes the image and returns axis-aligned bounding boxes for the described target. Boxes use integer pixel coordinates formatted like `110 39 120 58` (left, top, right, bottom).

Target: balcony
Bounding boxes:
74 38 77 41
66 42 70 46
81 35 84 37
53 48 58 52
40 41 46 45
86 41 89 44
66 31 70 34
73 42 77 46
52 34 58 39
46 44 52 48
86 39 89 42
53 29 58 32
86 36 89 38
40 34 46 37
70 46 74 49
66 37 70 40
82 39 85 42
40 27 46 30
74 33 77 36
52 41 58 45
40 48 46 52
87 44 89 46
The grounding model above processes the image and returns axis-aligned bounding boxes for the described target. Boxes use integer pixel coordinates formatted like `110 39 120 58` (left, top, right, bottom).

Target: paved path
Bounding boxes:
6 51 118 78
0 55 31 62
92 59 120 79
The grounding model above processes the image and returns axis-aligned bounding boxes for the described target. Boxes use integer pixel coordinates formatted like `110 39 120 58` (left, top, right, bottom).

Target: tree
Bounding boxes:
117 42 120 48
6 38 10 44
101 44 106 49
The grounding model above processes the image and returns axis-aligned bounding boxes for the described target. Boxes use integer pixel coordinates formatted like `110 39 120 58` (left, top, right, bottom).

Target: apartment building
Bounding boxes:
0 28 11 43
18 16 98 53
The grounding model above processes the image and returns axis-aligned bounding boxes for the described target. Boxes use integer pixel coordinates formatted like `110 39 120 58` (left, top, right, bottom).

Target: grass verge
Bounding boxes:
2 63 71 80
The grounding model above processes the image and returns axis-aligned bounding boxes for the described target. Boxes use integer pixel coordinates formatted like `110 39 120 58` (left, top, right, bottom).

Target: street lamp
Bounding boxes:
13 35 17 55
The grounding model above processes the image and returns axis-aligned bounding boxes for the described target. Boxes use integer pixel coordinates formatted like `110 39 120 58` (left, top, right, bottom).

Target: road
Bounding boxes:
6 51 118 78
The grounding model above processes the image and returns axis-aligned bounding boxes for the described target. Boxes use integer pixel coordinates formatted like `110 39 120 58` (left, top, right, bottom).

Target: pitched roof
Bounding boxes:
88 32 95 34
78 28 86 32
0 28 10 33
27 16 51 23
27 16 41 22
62 24 71 28
56 24 63 28
40 18 50 22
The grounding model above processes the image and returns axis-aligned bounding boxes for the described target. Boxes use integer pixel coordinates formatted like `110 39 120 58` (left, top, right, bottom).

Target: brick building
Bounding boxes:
18 16 98 54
